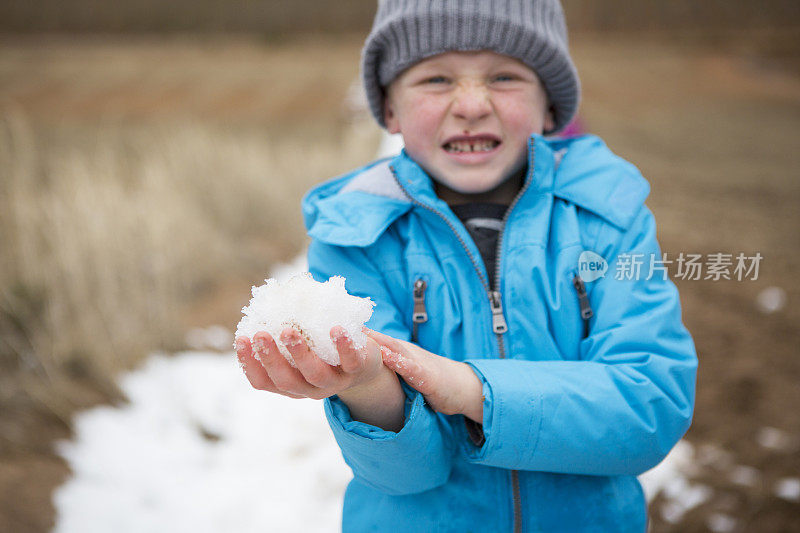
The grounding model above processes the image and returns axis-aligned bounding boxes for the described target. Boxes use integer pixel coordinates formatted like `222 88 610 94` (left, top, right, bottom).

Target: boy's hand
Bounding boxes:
234 325 388 400
366 329 484 423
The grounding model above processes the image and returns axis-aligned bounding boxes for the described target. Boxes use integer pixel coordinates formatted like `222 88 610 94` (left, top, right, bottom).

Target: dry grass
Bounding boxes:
0 112 380 382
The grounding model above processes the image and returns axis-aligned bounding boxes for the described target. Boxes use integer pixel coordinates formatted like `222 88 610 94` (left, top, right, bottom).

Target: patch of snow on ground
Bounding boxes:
53 348 350 533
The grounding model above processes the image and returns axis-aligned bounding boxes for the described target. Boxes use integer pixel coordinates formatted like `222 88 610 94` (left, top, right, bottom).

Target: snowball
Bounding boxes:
235 273 375 366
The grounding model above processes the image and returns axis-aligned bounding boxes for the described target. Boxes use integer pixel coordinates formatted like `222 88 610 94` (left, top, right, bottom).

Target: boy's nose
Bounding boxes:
450 83 491 123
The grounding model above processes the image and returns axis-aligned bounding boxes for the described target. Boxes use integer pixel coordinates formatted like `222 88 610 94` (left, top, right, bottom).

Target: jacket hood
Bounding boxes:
545 134 650 231
302 134 650 247
301 158 414 247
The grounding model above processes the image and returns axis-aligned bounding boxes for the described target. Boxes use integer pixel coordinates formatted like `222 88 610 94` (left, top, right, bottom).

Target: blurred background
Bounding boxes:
0 1 798 532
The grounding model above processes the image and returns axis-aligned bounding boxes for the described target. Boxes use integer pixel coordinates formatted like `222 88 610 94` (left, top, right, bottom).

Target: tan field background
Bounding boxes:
1 1 799 531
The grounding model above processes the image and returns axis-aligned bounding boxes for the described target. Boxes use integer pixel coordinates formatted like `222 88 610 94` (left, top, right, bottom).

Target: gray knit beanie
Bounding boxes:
362 0 580 134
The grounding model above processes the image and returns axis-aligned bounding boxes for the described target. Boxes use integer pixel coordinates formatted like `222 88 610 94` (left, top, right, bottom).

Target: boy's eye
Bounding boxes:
424 76 449 84
492 74 517 82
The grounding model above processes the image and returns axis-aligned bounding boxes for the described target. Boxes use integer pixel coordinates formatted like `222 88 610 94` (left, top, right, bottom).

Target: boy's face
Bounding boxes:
384 51 554 196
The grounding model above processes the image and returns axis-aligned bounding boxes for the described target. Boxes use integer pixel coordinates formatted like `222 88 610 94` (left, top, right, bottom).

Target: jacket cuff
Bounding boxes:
323 381 452 495
325 380 416 439
462 362 493 450
462 359 543 466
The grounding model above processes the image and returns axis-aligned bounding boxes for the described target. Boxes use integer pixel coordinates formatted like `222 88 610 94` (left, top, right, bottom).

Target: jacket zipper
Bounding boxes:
412 279 428 342
390 138 535 533
492 141 535 533
489 290 508 334
572 274 594 339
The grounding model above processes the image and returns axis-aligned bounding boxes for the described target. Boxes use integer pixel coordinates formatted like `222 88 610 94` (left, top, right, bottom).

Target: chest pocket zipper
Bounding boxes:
411 278 428 343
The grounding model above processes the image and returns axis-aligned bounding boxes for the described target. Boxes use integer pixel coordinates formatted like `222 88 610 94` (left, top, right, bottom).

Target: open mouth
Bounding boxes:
443 139 501 153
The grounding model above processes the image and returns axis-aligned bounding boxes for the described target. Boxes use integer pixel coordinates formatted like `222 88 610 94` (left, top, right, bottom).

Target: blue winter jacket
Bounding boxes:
301 133 698 532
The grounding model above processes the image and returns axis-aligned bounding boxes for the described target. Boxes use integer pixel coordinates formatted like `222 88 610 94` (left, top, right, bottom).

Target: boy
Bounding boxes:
235 0 697 531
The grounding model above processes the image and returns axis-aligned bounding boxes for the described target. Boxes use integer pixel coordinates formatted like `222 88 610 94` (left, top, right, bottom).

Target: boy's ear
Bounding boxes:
383 92 401 134
545 105 556 133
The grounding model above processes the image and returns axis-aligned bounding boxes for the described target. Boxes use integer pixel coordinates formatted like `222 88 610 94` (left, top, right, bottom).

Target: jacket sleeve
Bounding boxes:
307 238 454 495
463 205 697 476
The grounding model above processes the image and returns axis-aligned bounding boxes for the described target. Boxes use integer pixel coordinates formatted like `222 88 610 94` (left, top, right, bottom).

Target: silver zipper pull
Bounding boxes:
572 275 594 320
413 279 428 323
489 291 508 334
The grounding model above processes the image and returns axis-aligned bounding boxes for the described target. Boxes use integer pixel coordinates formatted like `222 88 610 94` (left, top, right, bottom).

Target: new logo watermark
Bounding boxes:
577 250 763 282
578 250 608 282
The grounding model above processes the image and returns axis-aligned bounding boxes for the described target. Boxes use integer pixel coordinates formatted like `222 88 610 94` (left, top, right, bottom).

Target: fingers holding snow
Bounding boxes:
235 335 304 398
284 327 342 390
332 326 366 374
257 330 325 400
235 336 267 387
236 332 270 386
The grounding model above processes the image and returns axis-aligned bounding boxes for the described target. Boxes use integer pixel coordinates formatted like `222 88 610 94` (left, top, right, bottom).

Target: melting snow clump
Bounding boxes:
235 273 374 366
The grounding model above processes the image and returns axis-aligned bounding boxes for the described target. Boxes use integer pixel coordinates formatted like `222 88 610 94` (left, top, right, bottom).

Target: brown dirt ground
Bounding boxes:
1 33 799 532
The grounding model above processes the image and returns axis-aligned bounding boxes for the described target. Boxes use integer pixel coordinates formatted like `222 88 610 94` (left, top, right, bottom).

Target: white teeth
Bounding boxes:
444 140 498 153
